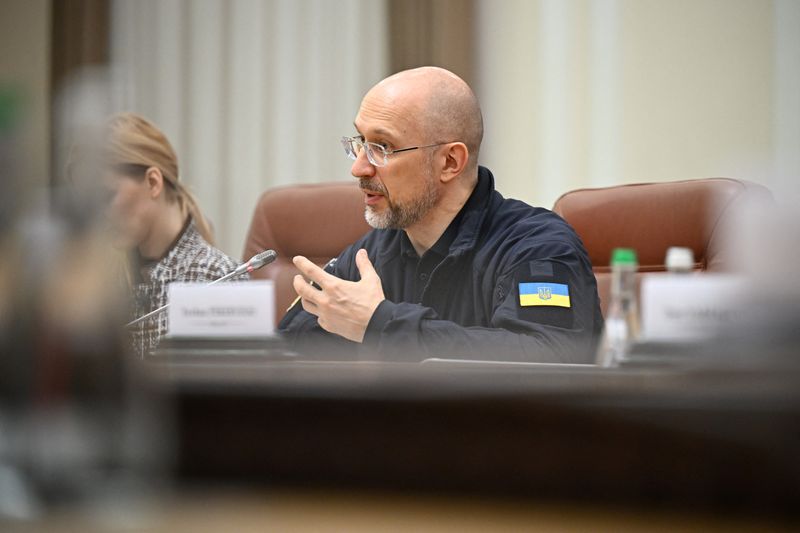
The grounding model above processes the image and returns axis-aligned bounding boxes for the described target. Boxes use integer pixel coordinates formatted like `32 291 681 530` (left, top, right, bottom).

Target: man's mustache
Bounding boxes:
359 179 387 195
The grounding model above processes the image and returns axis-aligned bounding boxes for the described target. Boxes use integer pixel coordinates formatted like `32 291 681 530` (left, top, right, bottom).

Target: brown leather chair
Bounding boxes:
242 181 371 326
552 178 772 316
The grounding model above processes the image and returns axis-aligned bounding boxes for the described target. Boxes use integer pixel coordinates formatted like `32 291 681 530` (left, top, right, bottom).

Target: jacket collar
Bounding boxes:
375 166 495 264
448 165 494 257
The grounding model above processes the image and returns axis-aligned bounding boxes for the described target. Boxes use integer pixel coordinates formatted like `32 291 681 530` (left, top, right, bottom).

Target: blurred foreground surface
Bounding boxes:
3 487 797 532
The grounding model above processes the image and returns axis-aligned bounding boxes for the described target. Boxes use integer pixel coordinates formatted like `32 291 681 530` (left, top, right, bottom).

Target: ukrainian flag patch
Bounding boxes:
519 282 571 308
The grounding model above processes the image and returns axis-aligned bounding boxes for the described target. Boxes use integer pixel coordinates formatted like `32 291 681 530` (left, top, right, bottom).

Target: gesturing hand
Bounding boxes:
291 249 385 343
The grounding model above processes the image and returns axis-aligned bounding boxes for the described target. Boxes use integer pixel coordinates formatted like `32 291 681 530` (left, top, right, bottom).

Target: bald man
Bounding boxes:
279 67 603 363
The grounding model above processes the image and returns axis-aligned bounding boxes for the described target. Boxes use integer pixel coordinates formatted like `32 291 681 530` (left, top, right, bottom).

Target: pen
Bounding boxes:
286 280 319 311
286 257 337 312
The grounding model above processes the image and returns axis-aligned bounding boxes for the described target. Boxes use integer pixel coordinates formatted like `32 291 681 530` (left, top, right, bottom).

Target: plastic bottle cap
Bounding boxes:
610 248 637 266
666 246 694 272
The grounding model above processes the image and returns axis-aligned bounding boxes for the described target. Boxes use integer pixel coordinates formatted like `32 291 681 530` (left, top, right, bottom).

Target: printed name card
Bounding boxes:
167 281 275 338
640 274 746 342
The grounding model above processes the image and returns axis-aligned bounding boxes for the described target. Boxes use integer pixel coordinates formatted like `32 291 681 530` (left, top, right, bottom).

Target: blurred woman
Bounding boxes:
98 112 241 356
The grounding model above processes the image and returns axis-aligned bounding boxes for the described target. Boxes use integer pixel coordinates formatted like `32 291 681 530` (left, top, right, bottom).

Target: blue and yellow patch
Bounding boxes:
519 282 571 308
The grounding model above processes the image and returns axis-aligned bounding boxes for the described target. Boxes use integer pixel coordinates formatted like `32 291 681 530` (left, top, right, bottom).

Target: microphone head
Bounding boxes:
248 249 278 271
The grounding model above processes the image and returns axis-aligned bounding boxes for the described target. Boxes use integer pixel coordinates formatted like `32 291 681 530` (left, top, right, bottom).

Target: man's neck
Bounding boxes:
406 177 478 256
138 203 186 260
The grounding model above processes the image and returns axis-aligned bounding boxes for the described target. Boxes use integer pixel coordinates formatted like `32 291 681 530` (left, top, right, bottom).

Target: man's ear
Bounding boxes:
145 167 165 198
439 142 469 184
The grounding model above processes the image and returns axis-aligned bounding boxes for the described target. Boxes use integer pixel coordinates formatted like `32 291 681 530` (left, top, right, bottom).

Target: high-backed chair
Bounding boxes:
552 178 772 316
242 181 371 326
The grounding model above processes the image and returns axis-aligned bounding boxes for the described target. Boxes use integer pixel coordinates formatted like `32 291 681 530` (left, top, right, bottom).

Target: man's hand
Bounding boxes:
292 249 385 343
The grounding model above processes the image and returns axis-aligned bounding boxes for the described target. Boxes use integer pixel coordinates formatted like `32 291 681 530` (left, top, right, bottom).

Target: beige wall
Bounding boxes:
620 0 772 185
112 0 389 258
0 0 50 189
6 0 798 250
476 0 800 209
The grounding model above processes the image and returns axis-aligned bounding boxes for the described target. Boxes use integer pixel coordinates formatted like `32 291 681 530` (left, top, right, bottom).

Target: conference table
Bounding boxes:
138 336 800 528
7 336 797 531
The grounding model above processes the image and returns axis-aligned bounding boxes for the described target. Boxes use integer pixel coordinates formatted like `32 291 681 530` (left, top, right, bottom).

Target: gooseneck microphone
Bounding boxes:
126 249 277 328
223 249 278 281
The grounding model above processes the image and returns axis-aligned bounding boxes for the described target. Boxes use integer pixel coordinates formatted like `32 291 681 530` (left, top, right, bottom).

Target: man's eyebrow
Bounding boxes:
372 127 395 138
353 123 397 139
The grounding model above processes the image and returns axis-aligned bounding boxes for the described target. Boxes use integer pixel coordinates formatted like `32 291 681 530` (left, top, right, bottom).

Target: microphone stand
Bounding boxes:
126 250 277 328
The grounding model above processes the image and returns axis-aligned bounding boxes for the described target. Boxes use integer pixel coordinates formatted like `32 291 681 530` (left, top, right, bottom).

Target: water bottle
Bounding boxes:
596 248 640 367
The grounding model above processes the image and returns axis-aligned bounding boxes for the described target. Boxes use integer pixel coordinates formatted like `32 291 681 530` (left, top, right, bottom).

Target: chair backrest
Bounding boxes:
552 178 772 316
242 181 371 326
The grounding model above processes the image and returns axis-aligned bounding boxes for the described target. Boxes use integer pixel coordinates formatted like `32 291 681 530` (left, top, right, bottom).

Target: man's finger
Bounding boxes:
293 255 338 288
354 248 378 281
292 274 320 306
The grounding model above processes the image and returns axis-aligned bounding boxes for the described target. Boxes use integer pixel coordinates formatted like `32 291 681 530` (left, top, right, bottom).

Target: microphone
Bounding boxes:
126 249 278 328
214 249 278 284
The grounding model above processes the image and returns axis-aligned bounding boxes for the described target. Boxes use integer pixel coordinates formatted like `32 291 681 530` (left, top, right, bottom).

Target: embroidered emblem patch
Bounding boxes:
519 282 571 307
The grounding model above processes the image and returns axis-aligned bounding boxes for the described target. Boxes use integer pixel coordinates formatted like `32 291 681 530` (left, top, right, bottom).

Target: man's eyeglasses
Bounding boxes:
341 136 456 167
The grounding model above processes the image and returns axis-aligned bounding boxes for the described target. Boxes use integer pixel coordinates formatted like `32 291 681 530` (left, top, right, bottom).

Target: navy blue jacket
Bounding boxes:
279 166 603 363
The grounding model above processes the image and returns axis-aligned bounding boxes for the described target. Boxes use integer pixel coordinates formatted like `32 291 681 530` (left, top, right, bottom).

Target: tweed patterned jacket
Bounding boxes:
129 220 242 356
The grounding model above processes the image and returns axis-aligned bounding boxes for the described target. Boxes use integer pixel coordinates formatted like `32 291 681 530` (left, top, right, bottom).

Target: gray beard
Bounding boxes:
364 174 438 230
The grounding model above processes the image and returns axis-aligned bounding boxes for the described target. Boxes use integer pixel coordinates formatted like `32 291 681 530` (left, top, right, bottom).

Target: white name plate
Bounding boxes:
641 274 746 342
167 281 275 338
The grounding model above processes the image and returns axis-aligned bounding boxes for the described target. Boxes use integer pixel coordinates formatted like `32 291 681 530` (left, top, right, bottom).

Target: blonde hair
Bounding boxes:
103 112 215 244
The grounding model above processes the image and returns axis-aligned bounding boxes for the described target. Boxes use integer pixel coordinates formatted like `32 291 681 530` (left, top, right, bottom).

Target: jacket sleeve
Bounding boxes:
361 241 602 364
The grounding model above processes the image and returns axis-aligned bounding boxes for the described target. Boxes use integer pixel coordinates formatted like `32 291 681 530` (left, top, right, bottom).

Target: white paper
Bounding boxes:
167 281 275 338
640 274 746 341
